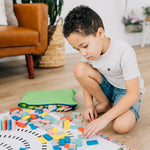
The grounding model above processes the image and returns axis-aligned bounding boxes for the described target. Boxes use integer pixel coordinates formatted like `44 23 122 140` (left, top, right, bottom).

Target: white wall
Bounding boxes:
60 0 150 53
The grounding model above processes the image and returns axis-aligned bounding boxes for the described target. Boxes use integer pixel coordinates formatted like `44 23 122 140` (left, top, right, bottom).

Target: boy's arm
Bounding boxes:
104 77 140 121
82 87 97 121
82 77 140 138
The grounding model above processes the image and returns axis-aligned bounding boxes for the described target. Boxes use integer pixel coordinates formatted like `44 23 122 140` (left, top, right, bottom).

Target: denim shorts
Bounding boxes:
99 74 141 121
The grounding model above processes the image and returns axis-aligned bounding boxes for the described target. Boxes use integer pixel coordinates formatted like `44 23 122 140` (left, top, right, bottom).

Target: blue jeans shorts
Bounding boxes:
99 74 141 121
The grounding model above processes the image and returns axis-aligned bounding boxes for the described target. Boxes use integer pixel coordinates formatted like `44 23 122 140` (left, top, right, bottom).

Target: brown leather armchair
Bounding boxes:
0 3 48 79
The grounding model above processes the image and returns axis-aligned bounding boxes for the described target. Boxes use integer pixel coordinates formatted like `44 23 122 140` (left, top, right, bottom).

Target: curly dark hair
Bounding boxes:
63 5 104 38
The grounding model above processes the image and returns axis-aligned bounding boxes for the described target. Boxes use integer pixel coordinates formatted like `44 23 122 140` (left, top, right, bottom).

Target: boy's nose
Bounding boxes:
80 49 88 57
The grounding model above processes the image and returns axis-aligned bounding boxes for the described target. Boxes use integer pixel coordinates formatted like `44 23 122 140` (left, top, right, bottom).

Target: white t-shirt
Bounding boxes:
81 40 145 93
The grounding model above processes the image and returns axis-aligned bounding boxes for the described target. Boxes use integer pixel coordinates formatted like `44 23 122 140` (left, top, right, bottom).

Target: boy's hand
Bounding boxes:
82 116 109 139
82 106 97 122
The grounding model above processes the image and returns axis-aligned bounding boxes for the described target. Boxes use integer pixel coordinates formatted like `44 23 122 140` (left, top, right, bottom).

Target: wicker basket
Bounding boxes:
146 15 150 22
39 17 65 68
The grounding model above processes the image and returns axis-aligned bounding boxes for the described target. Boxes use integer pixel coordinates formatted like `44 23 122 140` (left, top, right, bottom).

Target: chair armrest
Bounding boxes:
14 3 48 31
14 3 48 54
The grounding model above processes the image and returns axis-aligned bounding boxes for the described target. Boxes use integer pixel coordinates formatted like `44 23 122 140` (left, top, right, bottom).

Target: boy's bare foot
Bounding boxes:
95 103 111 114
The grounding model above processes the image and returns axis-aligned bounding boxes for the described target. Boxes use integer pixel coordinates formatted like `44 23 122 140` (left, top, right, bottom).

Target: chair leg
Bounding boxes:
25 55 34 79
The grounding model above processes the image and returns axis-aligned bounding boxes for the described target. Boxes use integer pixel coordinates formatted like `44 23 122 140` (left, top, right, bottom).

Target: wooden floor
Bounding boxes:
0 45 150 150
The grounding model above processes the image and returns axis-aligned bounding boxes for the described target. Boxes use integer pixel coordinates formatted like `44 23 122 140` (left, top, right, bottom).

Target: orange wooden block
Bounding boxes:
64 143 69 148
60 116 72 122
41 122 46 125
3 120 7 131
78 127 84 133
16 122 27 128
10 108 22 113
29 114 37 119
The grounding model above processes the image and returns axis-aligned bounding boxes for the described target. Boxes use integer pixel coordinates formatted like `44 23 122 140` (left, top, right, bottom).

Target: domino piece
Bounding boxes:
59 139 65 146
55 131 65 136
25 109 33 113
29 123 37 130
12 119 16 130
21 115 30 120
86 140 98 146
38 136 48 144
43 108 50 113
64 143 69 148
8 119 12 131
41 112 48 118
78 127 84 133
0 120 3 131
65 136 71 143
11 109 20 115
47 128 53 135
16 122 27 128
70 125 80 129
64 120 69 131
20 112 28 117
29 114 37 119
3 119 7 131
12 115 21 120
52 145 62 150
51 140 58 146
43 134 53 141
19 148 26 150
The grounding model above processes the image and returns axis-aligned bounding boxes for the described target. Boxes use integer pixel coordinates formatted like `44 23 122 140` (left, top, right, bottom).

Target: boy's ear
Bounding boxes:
97 27 104 39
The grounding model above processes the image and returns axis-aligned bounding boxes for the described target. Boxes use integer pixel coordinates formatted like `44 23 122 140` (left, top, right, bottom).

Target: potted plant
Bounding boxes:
143 6 150 21
122 16 143 32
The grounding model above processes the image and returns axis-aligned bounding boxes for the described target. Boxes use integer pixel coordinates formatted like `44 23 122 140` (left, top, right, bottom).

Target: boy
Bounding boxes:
63 5 145 138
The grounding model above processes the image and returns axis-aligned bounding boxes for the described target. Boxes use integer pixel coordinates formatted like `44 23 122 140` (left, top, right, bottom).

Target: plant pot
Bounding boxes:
146 15 150 22
125 24 143 33
33 18 65 68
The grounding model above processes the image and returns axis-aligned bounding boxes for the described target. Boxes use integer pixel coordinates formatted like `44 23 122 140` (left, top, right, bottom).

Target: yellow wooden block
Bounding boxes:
25 109 33 113
64 120 69 131
58 133 68 139
39 106 44 108
28 106 35 109
22 115 31 120
56 107 65 112
52 128 58 134
38 136 48 144
51 135 60 141
41 112 48 117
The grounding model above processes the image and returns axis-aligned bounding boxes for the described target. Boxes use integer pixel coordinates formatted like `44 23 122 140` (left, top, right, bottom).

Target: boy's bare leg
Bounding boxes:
73 62 111 114
112 110 136 134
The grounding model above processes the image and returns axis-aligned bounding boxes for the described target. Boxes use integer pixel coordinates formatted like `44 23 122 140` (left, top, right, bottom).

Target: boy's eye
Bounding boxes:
83 45 88 48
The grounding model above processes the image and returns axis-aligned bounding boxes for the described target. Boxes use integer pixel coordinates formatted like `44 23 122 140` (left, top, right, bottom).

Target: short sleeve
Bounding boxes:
121 45 140 80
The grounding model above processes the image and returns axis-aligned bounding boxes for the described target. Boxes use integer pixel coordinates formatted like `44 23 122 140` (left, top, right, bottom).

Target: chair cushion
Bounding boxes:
0 26 39 47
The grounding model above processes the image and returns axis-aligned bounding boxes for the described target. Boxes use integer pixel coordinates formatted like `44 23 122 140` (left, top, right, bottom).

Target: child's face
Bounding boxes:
67 29 105 60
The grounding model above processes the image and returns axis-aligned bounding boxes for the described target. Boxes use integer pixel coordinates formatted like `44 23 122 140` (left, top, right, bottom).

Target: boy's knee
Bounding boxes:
73 62 87 78
112 119 131 134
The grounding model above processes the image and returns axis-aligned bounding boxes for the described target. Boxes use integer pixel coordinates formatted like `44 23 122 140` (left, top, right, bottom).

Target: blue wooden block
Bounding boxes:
43 134 53 141
12 115 21 120
53 145 62 150
65 136 71 143
29 123 37 130
19 148 26 150
86 140 98 146
0 120 3 131
8 119 12 131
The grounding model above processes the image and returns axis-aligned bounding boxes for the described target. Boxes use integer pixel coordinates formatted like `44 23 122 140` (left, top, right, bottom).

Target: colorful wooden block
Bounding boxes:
86 140 98 146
